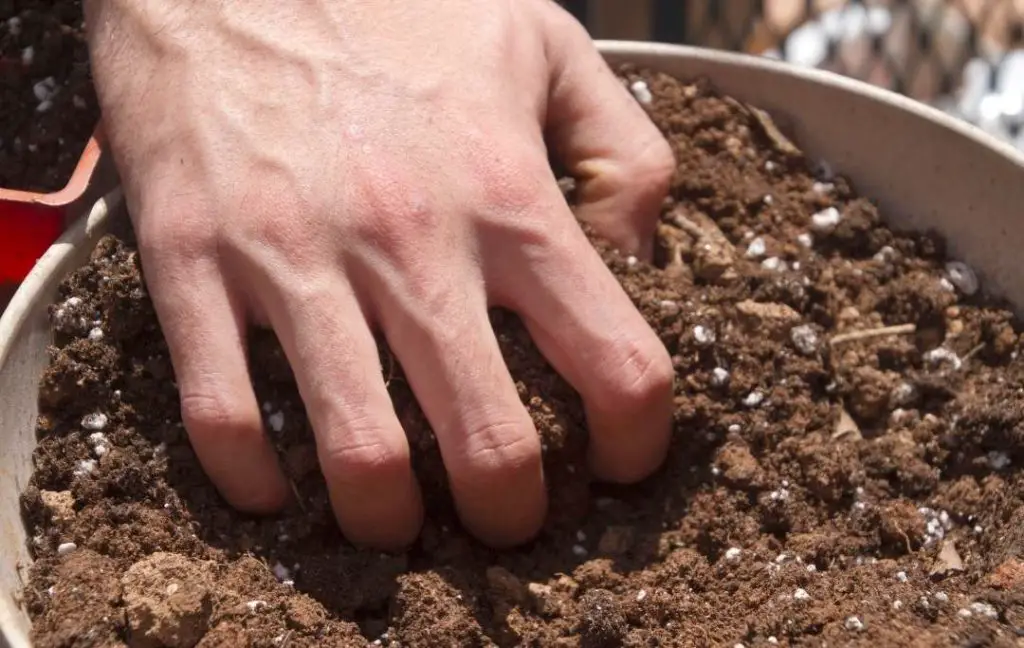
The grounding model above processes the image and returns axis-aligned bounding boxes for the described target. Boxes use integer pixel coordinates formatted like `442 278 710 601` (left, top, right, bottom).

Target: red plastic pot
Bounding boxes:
0 126 111 305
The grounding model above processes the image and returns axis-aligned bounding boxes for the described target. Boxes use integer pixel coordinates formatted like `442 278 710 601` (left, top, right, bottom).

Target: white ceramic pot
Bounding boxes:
3 41 1024 648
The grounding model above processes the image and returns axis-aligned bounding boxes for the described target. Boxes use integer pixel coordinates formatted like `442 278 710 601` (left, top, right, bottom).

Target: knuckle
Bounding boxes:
348 172 442 255
179 391 257 443
318 419 410 484
593 337 675 410
476 152 547 215
460 417 541 478
619 135 676 191
136 211 215 265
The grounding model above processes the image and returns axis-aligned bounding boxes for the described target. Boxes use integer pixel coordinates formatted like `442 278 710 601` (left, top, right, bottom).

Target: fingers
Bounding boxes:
256 276 424 550
377 274 546 548
541 4 675 260
137 245 290 514
487 190 675 485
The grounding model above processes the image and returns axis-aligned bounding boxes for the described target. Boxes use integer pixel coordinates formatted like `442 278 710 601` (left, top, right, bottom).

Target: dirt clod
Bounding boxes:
122 553 214 648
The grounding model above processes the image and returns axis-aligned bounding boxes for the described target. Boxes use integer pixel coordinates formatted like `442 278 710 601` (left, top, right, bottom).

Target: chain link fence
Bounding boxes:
563 0 1024 150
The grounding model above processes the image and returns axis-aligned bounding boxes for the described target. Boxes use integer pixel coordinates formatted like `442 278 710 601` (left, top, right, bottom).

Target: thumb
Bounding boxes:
542 6 676 260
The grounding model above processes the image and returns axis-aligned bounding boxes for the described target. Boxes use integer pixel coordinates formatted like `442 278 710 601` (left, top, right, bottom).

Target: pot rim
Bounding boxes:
0 125 105 208
599 40 1024 168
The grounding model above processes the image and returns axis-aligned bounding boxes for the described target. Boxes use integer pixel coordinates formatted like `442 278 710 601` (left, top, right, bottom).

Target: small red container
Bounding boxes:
0 126 110 306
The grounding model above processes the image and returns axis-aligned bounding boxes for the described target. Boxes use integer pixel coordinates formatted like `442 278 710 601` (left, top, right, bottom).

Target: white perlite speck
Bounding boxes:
761 257 786 272
763 195 774 205
933 592 949 603
790 325 819 355
74 459 97 476
268 411 285 433
946 261 979 296
873 245 897 264
693 325 716 346
743 390 764 408
626 255 638 267
272 562 292 582
636 589 647 602
711 367 730 387
725 547 742 561
969 602 998 618
246 600 268 613
88 327 104 341
810 207 841 232
57 542 77 556
81 413 108 431
918 507 954 547
89 432 110 457
765 160 777 172
812 181 834 194
572 544 588 558
844 616 865 632
794 588 811 601
891 382 916 406
727 424 741 434
629 80 653 105
896 571 908 583
746 237 767 258
923 347 963 371
797 232 814 248
987 451 1011 470
769 488 789 502
33 77 59 103
893 600 903 610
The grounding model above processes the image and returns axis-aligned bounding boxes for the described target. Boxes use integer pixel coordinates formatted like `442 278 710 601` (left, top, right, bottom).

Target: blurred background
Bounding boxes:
560 0 1024 150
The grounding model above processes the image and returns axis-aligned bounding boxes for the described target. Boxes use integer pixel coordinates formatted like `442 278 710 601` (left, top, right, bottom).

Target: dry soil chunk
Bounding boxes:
31 550 124 648
40 490 76 524
735 300 801 339
122 552 214 648
391 571 488 647
579 588 627 648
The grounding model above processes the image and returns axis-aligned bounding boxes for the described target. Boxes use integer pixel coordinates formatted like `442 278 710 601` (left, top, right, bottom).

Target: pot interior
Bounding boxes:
3 42 1024 647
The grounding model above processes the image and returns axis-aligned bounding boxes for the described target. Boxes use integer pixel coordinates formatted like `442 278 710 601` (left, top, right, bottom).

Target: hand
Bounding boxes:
84 0 675 549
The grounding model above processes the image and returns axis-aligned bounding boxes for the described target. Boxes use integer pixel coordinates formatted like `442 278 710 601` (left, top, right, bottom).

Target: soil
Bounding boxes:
0 0 99 192
19 66 1024 647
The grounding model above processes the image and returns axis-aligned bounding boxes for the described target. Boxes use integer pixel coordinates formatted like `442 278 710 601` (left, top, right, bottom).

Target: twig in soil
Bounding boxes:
383 347 396 387
962 342 986 366
288 479 306 513
829 323 916 346
894 524 913 555
281 630 294 648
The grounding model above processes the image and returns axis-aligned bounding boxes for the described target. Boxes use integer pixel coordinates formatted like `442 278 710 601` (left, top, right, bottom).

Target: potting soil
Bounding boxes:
0 1 99 193
19 66 1024 647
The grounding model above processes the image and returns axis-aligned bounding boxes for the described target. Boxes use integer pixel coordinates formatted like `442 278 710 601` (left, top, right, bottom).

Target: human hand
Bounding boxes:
84 0 675 549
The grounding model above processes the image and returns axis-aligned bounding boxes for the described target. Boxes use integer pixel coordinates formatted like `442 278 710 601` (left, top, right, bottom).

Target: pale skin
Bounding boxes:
84 0 676 550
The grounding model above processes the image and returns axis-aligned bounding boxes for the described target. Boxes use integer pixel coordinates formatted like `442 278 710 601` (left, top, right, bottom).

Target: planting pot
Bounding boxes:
2 41 1024 647
0 126 115 312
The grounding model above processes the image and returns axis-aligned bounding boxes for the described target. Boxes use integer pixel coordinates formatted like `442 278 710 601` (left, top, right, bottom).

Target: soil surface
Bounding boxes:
0 0 99 192
21 67 1024 647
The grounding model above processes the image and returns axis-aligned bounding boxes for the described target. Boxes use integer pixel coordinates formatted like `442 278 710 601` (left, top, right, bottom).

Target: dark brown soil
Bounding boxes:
21 66 1024 647
0 0 99 192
